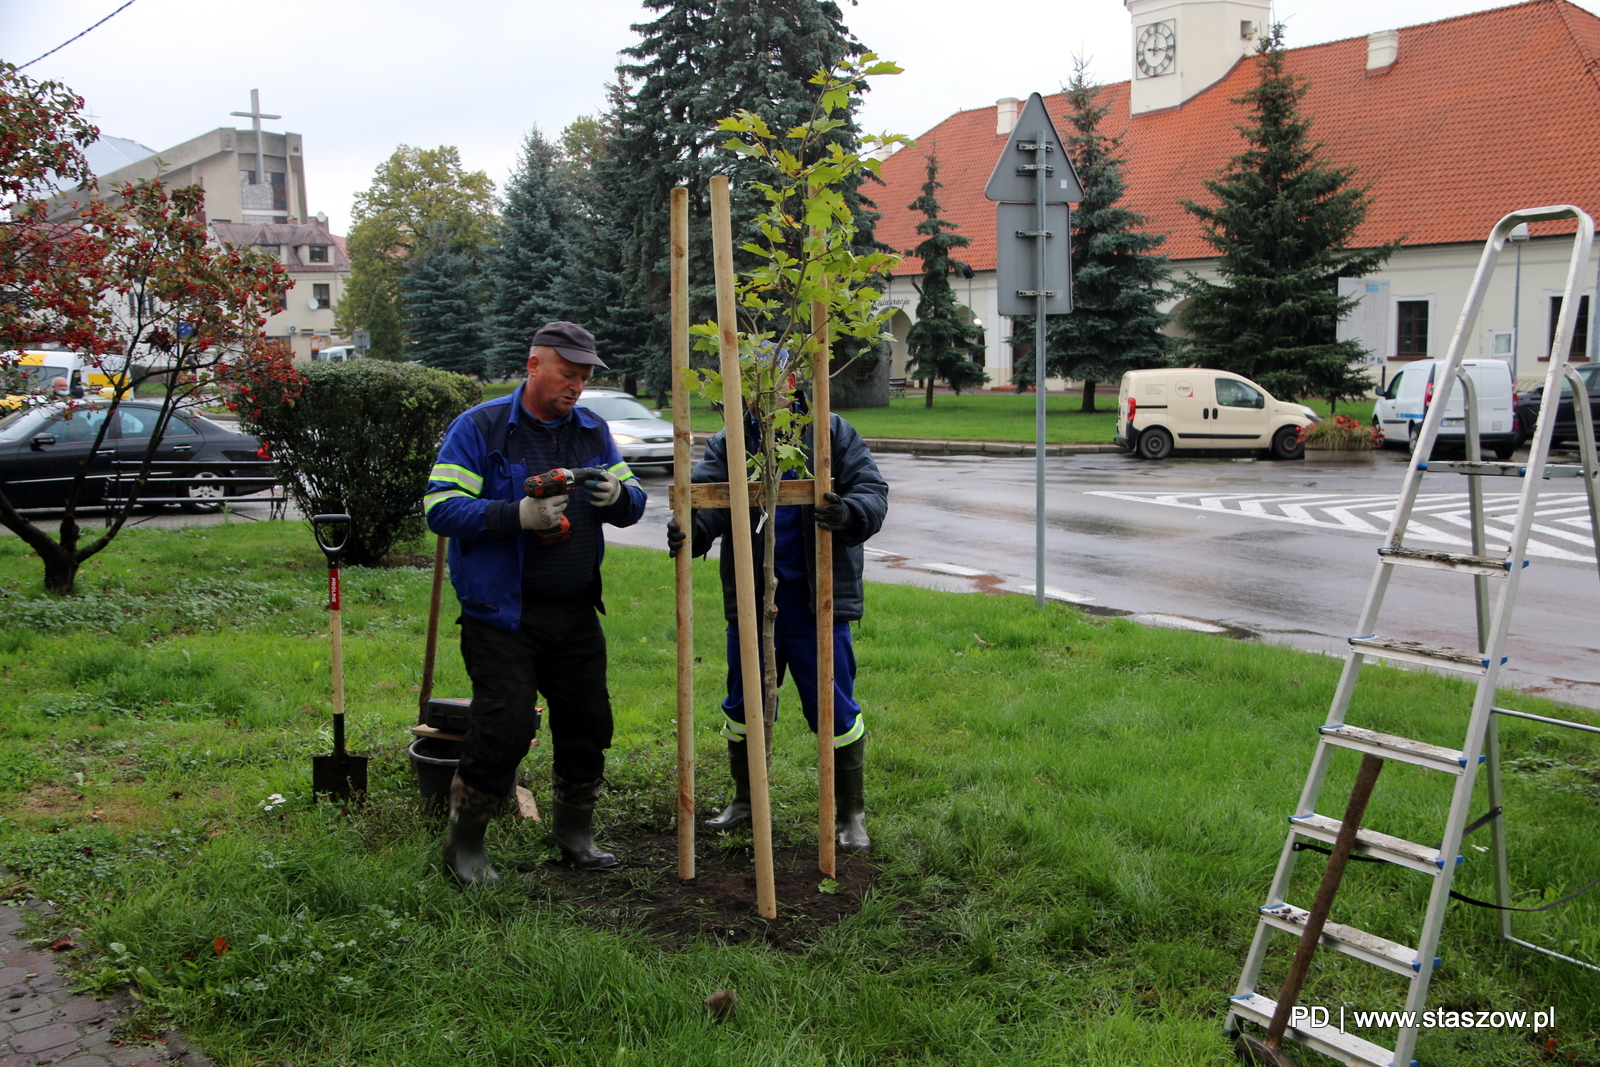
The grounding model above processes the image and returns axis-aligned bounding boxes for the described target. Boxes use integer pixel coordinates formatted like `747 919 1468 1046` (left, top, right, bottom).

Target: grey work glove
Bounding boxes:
814 492 849 531
578 469 622 508
666 518 686 558
519 493 568 531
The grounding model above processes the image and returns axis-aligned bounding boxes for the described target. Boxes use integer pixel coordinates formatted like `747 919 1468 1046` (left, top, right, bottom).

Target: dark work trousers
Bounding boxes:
721 577 863 746
456 597 613 796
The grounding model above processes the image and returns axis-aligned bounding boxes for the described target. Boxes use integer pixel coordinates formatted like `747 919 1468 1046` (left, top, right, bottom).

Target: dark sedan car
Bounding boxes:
0 400 269 512
1516 363 1600 449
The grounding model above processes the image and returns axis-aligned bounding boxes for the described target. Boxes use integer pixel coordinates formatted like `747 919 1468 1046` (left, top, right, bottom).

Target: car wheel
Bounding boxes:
1407 423 1424 457
181 470 227 513
1137 426 1174 461
1270 425 1305 460
1492 443 1516 460
1372 416 1390 450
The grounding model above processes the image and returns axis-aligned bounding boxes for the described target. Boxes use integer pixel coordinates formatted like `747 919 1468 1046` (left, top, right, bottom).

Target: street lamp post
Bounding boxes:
1510 223 1530 380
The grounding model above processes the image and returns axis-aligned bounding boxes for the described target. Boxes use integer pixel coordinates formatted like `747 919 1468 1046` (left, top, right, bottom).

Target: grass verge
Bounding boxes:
0 521 1591 1066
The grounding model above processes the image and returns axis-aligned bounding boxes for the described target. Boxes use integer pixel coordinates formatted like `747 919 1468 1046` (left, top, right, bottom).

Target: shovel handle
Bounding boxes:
312 513 351 569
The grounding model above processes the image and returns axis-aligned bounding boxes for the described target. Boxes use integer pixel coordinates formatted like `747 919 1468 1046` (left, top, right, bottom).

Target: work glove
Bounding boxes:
814 492 849 531
666 518 686 558
579 469 622 508
519 493 568 532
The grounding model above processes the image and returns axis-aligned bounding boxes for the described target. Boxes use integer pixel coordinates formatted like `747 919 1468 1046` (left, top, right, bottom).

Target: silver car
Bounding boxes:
579 388 675 473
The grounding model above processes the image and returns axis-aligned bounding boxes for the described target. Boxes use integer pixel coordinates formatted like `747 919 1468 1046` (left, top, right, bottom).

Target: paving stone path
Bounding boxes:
1 888 208 1067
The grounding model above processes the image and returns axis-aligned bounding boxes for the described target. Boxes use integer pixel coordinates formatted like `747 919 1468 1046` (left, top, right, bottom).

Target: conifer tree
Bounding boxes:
598 0 879 397
1010 61 1170 410
904 155 987 406
1178 25 1398 403
403 234 485 378
484 127 576 378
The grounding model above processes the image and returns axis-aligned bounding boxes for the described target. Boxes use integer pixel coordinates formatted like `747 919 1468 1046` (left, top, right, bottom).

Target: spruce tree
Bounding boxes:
484 127 577 378
402 234 485 378
599 0 878 396
1178 25 1398 403
1010 61 1170 410
904 155 987 406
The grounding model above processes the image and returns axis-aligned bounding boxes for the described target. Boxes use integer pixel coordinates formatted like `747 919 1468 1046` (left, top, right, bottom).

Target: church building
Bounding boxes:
871 0 1600 392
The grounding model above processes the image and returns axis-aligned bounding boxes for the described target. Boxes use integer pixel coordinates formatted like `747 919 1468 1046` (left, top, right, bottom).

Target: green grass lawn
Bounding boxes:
3 522 1590 1066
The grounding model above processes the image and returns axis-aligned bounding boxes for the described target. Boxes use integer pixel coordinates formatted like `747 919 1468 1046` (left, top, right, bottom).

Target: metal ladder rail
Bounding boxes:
1483 363 1600 974
1229 206 1595 1067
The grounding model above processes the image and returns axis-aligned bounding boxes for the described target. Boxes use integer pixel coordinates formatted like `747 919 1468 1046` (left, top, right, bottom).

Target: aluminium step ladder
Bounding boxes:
1228 206 1600 1067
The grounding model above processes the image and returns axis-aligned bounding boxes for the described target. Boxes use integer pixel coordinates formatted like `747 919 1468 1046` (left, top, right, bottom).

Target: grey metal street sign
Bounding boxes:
996 202 1072 317
983 92 1084 205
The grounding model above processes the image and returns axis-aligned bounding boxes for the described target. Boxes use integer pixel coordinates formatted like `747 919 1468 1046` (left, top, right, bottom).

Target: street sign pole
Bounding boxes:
1033 129 1048 609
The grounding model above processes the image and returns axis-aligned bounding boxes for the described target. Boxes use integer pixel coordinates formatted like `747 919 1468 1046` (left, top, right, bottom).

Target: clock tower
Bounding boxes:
1126 0 1273 115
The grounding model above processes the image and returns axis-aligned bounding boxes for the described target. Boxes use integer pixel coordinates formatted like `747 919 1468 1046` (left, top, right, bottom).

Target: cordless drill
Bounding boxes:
524 467 607 546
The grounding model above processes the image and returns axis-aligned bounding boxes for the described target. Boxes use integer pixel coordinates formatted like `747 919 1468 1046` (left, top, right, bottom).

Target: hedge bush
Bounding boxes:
233 359 480 564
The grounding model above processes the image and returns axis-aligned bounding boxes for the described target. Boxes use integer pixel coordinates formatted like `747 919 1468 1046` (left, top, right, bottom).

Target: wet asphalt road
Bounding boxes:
13 444 1600 711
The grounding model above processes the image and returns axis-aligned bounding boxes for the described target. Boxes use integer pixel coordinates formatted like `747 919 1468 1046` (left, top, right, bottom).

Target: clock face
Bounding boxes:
1137 21 1176 78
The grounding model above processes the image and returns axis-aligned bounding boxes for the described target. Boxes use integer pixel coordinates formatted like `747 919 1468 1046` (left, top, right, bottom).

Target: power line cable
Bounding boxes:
17 0 141 70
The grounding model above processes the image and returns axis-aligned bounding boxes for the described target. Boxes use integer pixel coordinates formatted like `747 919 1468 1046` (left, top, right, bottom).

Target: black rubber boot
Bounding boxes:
550 773 619 870
704 738 753 832
835 738 870 852
443 772 502 885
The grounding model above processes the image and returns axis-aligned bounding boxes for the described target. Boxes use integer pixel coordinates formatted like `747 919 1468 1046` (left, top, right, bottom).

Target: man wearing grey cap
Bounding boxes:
424 321 646 884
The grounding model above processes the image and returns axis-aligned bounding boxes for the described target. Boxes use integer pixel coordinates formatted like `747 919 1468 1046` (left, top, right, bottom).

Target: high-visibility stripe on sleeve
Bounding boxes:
608 459 637 483
424 488 474 514
429 463 482 494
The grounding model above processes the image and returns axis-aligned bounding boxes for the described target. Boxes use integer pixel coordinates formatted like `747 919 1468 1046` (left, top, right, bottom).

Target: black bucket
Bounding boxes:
409 736 463 811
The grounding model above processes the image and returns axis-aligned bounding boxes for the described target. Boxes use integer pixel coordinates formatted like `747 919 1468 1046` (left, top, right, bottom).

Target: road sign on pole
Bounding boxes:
984 92 1082 609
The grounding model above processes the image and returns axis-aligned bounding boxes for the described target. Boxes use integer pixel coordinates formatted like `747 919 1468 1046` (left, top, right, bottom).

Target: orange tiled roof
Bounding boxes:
874 0 1600 274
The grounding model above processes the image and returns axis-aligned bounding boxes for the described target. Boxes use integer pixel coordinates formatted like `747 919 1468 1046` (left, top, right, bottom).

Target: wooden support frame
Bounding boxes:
670 187 696 881
810 255 837 878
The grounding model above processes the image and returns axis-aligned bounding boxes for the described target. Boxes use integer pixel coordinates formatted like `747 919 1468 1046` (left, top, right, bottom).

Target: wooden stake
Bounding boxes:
418 534 447 724
710 175 777 919
670 185 696 881
810 253 837 878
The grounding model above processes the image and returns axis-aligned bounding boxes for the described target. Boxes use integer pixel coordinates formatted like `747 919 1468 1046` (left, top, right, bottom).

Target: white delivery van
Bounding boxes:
1115 368 1320 460
1 351 120 411
1372 358 1518 459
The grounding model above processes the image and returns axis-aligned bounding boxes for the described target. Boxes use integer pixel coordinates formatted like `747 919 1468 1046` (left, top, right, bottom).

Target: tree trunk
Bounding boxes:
924 377 934 408
1080 379 1098 412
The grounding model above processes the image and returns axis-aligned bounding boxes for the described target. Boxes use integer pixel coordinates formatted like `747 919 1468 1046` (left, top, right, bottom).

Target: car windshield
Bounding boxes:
582 396 656 421
0 407 55 442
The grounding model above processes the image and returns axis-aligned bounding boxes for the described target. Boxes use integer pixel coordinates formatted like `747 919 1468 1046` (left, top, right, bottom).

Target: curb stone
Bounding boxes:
1 871 207 1067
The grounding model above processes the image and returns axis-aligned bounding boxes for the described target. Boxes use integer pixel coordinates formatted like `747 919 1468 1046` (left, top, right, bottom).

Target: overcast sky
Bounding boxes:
5 0 1593 233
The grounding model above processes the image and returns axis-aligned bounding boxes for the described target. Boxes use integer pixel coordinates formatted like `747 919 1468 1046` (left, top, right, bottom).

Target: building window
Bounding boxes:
312 284 330 310
1396 300 1429 358
1490 330 1513 356
258 245 280 261
1547 295 1590 361
308 245 328 263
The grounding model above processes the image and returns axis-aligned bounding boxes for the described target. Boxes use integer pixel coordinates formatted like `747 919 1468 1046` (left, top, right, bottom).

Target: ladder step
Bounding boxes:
1377 546 1518 576
1289 813 1454 875
1348 636 1498 673
1320 724 1481 775
1229 992 1396 1067
1260 903 1439 977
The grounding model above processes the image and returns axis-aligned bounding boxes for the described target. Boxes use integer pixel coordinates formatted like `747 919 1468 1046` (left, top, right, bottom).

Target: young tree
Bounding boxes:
1010 61 1171 410
483 127 578 379
602 0 881 398
403 234 486 377
0 65 289 594
337 146 497 361
903 156 987 406
1178 25 1399 403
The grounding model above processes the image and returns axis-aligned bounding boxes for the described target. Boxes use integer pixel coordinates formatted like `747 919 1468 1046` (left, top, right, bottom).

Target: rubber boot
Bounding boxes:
443 772 502 885
835 738 870 852
550 773 619 870
704 738 753 832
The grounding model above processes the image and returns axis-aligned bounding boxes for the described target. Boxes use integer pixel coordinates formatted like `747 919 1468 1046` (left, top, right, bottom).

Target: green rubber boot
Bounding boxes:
704 739 753 832
443 772 502 885
550 772 620 870
835 738 870 852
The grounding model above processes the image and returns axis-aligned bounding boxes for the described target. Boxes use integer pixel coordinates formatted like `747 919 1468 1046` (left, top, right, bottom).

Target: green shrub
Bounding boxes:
232 360 480 564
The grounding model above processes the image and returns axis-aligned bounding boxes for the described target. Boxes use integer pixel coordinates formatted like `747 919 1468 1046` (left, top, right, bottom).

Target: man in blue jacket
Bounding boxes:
424 321 646 884
668 380 888 851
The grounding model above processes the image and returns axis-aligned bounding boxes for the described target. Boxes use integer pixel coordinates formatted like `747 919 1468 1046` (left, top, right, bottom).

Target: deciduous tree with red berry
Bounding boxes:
0 62 290 594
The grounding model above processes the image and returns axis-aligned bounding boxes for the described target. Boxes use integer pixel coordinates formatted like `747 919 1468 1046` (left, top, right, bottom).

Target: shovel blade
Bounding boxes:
1236 1034 1299 1067
312 753 370 802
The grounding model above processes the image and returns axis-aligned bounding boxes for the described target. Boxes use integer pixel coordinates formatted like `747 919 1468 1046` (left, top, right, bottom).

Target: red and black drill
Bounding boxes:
524 466 606 546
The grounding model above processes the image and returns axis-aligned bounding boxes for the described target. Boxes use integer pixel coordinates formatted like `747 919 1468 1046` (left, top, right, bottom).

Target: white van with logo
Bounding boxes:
1372 358 1518 459
1116 368 1320 460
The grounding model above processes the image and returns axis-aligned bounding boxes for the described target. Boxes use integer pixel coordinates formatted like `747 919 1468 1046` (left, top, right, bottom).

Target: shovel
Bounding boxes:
311 513 369 802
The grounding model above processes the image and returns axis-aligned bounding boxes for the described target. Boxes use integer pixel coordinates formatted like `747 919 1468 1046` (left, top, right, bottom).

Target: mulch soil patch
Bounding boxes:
517 828 884 952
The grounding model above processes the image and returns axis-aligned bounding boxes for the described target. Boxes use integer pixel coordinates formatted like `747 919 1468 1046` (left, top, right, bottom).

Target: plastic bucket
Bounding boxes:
409 736 463 811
